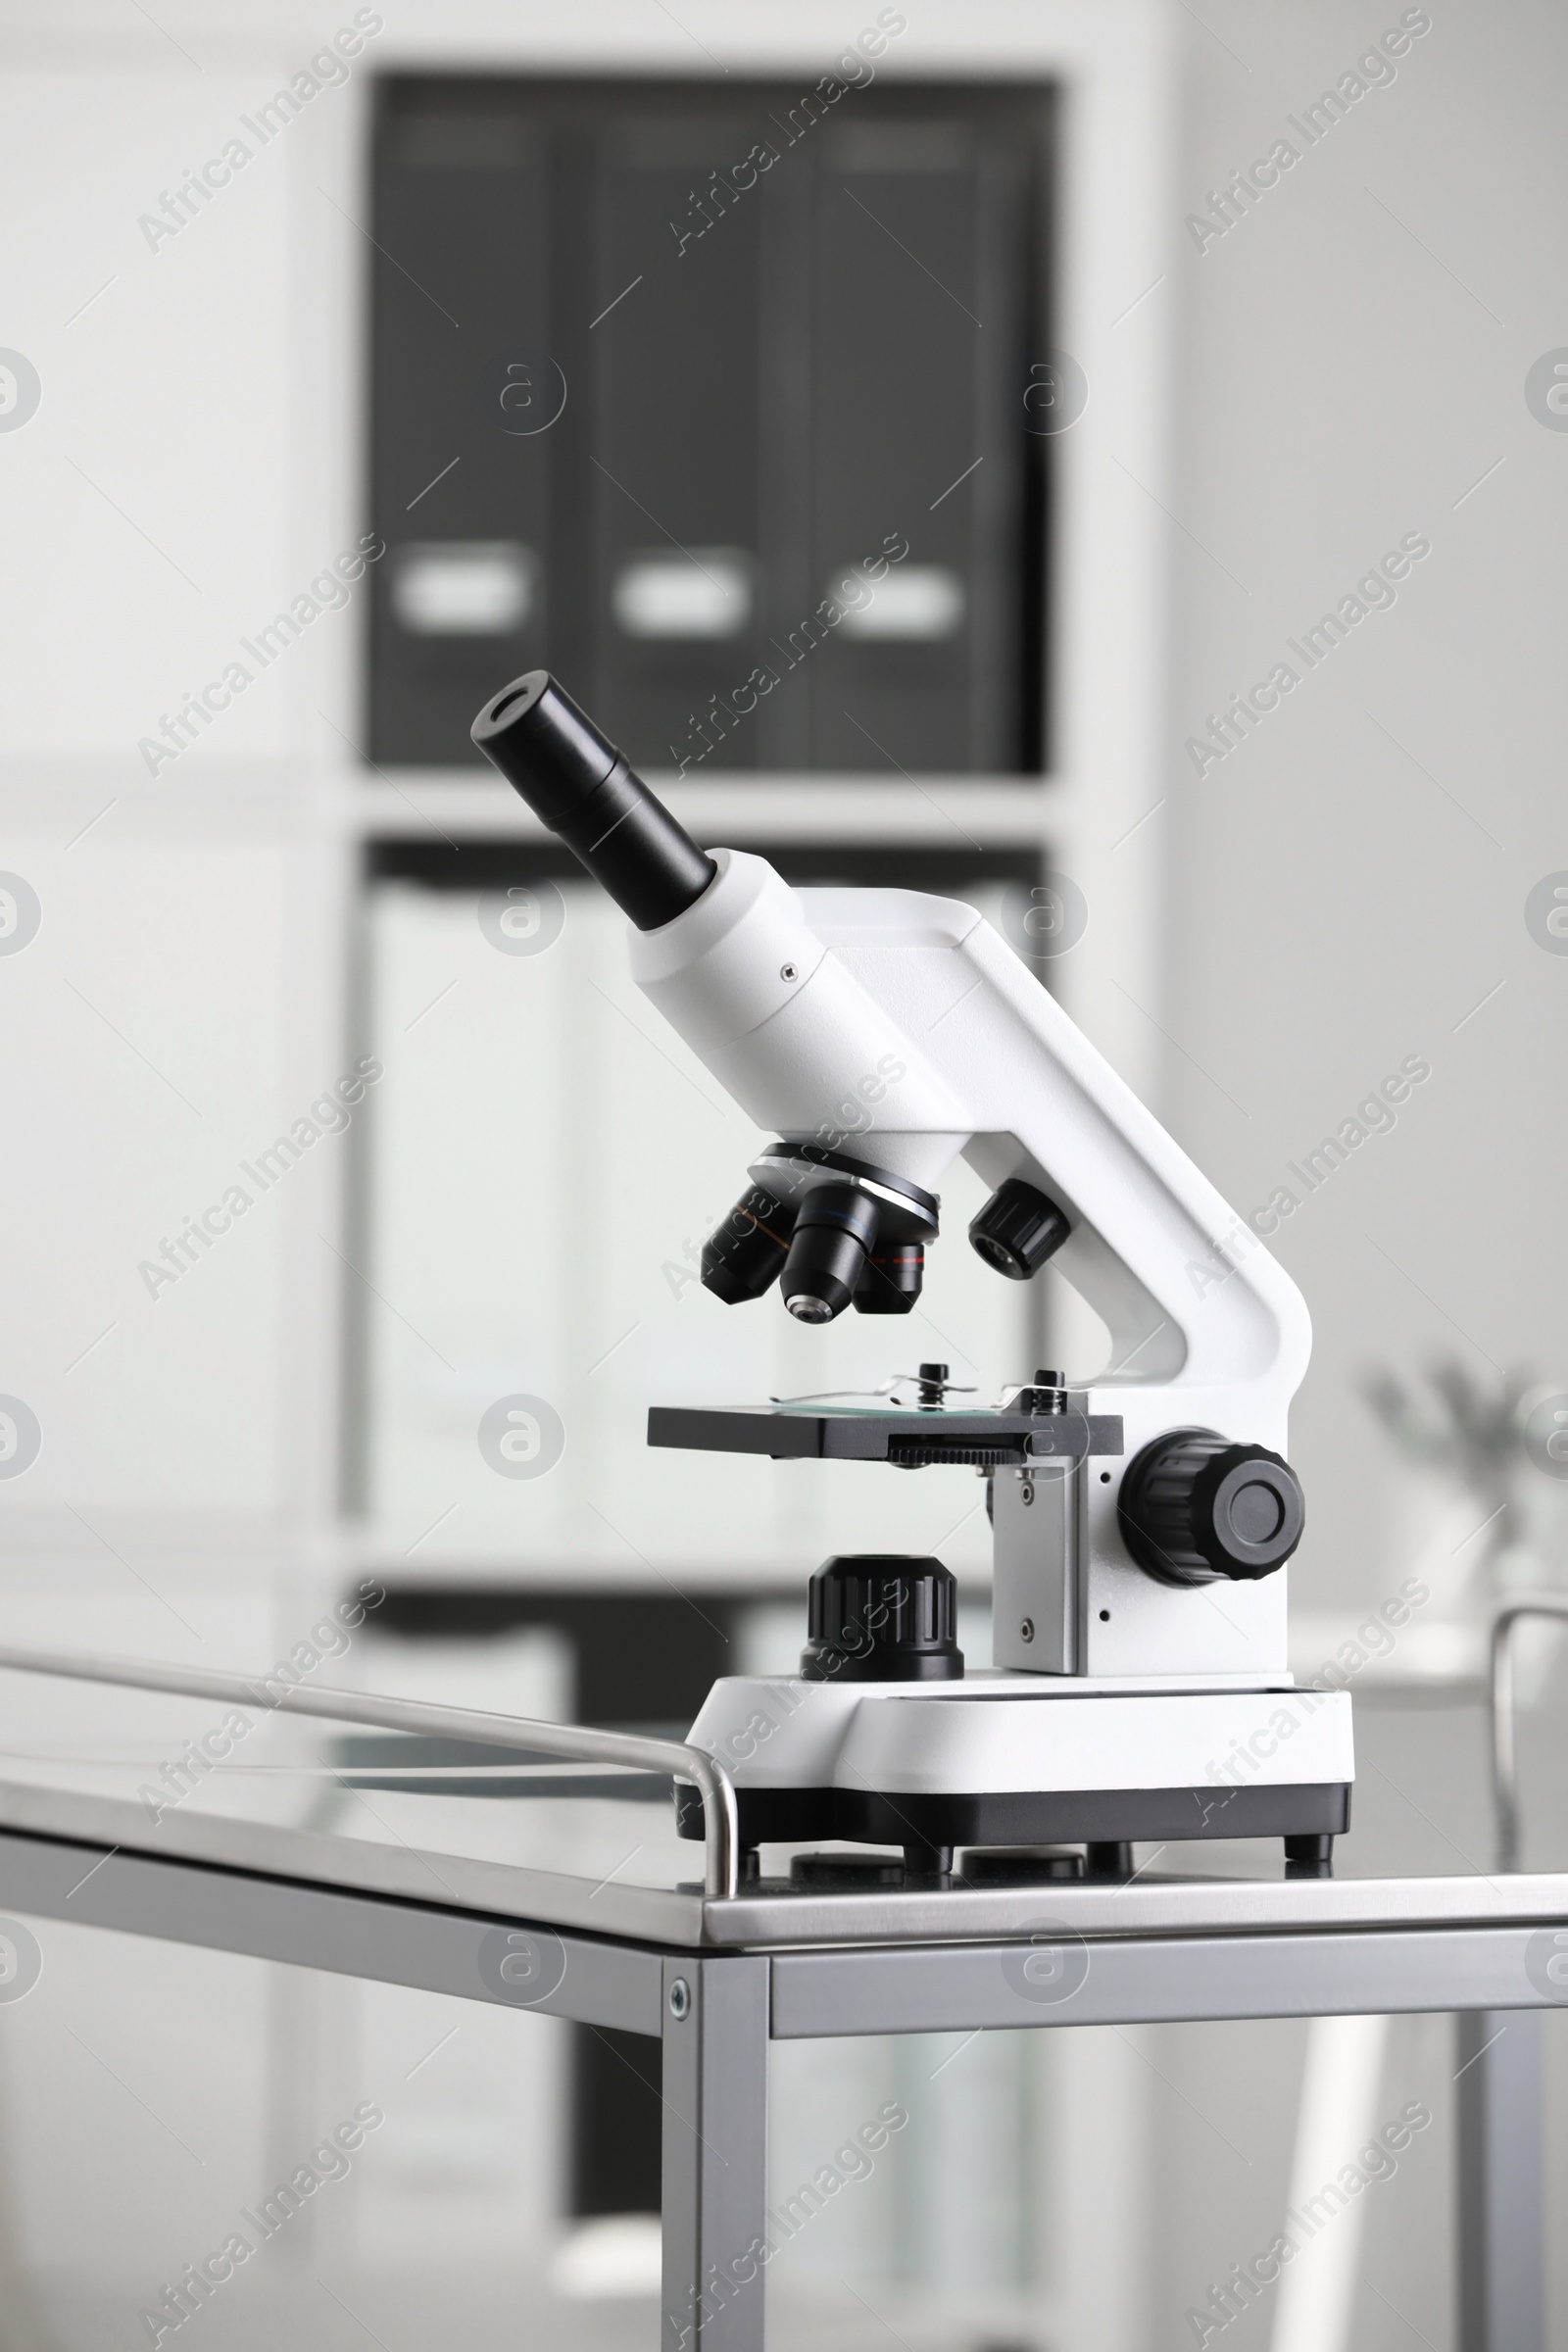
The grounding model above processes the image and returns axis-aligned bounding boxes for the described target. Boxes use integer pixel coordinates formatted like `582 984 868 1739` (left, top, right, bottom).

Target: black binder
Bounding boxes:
368 76 1054 775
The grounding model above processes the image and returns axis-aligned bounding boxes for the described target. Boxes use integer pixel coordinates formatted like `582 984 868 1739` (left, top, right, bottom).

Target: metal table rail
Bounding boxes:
0 1639 739 1896
1490 1592 1568 1872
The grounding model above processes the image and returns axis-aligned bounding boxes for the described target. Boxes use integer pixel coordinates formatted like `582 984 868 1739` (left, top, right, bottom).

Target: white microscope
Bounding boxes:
472 672 1353 1886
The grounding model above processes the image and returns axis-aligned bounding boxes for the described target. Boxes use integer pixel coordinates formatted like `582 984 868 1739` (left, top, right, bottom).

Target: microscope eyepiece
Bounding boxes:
471 670 716 930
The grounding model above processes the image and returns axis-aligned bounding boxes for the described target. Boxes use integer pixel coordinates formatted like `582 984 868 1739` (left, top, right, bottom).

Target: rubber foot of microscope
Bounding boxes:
790 1852 905 1889
1084 1840 1135 1880
903 1840 954 1886
1284 1834 1334 1879
957 1847 1087 1886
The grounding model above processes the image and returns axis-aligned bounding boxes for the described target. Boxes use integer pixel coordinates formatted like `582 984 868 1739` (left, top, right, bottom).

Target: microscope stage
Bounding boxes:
648 1403 1124 1467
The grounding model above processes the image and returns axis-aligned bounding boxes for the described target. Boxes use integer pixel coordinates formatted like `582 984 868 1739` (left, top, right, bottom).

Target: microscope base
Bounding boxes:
676 1775 1349 1851
677 1673 1354 1867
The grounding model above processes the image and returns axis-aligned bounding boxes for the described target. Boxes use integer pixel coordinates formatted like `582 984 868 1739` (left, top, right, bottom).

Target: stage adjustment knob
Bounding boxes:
1118 1428 1304 1586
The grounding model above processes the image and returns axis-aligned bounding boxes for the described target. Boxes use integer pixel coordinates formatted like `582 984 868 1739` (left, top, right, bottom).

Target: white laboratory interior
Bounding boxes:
1 1 1567 2348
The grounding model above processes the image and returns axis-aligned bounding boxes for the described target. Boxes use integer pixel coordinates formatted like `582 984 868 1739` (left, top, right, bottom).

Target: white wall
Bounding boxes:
1137 12 1568 2347
1162 0 1568 1622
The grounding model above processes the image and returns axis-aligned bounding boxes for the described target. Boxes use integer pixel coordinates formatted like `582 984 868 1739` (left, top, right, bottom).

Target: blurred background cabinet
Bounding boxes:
368 74 1054 774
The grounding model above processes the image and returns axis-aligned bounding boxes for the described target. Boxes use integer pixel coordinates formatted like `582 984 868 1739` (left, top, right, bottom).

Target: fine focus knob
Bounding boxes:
800 1555 964 1682
1118 1428 1305 1586
968 1177 1071 1281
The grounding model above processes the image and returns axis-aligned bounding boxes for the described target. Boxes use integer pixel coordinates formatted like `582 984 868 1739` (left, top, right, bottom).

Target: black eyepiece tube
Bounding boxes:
470 670 716 931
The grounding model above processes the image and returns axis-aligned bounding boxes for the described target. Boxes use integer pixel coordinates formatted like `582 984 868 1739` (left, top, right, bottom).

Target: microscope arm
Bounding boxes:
629 848 1309 1443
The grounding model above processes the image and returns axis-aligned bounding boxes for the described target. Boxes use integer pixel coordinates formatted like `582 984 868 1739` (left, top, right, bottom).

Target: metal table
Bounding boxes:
0 1638 1562 2350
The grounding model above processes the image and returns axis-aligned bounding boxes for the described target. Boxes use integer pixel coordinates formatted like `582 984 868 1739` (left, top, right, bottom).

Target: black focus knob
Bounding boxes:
800 1555 964 1682
1118 1428 1305 1586
968 1177 1071 1280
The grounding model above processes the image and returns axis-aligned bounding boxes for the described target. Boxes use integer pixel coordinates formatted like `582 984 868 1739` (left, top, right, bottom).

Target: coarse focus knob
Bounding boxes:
800 1555 964 1682
1118 1428 1305 1586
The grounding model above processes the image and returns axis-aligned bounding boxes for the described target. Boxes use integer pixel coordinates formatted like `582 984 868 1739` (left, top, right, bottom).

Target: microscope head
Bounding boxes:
474 669 1307 1439
472 672 1071 1327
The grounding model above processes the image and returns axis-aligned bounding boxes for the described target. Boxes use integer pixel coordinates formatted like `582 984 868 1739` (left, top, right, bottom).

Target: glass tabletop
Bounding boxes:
2 1662 1566 1936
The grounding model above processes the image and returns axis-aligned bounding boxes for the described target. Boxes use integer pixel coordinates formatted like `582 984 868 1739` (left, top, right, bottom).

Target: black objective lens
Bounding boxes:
779 1184 880 1325
853 1243 924 1314
470 671 715 931
702 1187 798 1304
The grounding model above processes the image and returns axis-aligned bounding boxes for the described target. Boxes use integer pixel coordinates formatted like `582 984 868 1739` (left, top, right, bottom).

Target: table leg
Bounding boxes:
1456 2009 1543 2352
662 1955 770 2351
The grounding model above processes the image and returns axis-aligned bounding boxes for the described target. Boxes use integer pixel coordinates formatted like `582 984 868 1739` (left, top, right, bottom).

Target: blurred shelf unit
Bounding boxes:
0 14 1172 1597
364 832 1048 900
368 73 1056 777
